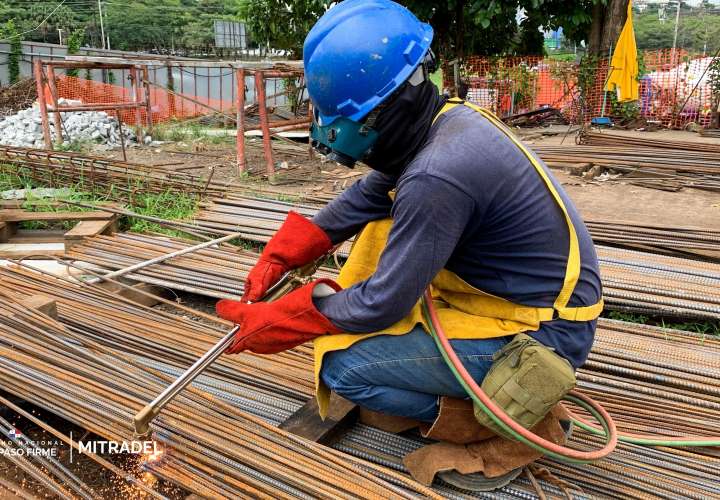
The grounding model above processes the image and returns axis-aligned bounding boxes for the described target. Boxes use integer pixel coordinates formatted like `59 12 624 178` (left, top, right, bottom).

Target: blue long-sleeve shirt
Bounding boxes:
313 104 601 368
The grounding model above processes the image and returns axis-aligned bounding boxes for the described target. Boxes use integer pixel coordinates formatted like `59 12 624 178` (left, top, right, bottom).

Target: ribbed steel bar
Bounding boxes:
66 232 338 299
579 130 720 155
67 233 720 322
0 145 226 199
0 265 441 499
190 194 719 261
534 137 720 192
3 260 720 497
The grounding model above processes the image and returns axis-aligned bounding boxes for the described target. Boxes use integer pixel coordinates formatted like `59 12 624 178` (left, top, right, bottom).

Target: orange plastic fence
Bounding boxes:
46 50 716 130
444 49 716 129
48 75 234 125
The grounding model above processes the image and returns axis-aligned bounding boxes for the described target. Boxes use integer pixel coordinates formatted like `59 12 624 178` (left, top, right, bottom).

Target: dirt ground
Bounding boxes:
523 127 720 230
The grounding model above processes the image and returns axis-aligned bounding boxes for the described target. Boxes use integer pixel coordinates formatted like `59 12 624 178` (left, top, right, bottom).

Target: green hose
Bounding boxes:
420 296 720 458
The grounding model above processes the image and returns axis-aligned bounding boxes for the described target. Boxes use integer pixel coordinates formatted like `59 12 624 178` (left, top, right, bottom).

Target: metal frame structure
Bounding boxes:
33 59 152 150
60 56 311 177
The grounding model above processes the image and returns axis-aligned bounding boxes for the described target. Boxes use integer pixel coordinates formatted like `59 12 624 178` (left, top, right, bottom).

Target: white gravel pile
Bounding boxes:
0 98 148 148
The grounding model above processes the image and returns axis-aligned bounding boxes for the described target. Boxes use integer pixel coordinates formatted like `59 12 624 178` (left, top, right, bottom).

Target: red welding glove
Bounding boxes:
242 211 333 303
217 279 343 354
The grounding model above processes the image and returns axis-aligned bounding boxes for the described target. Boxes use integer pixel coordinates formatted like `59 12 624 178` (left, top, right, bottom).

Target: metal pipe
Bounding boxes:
33 60 52 149
133 325 240 438
86 231 242 284
255 70 275 175
235 68 246 175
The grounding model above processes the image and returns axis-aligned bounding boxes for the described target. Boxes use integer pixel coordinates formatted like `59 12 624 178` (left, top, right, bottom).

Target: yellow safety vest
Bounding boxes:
313 98 603 417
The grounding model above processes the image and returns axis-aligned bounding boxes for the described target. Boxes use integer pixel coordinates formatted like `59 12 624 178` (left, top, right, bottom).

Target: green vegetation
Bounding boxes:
634 3 720 54
3 0 714 67
65 28 85 78
240 0 605 60
605 310 720 336
709 58 720 128
0 165 199 237
126 190 199 236
239 0 330 57
547 53 577 62
0 20 22 84
0 0 246 52
55 138 95 154
151 121 235 145
429 69 443 92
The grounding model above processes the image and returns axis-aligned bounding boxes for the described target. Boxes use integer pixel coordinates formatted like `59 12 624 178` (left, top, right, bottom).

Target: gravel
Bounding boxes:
0 99 146 149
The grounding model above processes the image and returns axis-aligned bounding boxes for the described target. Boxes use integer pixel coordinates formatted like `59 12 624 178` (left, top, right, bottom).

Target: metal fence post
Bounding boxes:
255 70 275 176
235 68 246 175
34 59 53 149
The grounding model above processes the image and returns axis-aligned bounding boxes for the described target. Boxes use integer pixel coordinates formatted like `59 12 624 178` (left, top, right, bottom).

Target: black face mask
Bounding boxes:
362 78 446 176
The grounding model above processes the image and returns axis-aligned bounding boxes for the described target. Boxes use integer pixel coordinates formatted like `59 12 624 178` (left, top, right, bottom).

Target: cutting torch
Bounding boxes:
133 259 324 439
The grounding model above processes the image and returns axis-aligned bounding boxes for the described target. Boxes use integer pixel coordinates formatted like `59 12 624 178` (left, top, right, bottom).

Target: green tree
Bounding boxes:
400 0 612 60
238 0 331 57
633 5 720 54
1 20 23 84
709 58 720 128
65 28 85 78
0 0 246 53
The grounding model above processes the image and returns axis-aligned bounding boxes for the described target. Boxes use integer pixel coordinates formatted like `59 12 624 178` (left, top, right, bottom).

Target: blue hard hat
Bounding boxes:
304 0 433 126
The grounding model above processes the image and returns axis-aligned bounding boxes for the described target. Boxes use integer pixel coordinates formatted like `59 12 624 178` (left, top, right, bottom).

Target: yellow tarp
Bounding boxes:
605 0 639 102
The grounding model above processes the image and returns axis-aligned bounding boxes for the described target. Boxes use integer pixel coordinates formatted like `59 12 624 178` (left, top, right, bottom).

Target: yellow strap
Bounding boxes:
434 98 591 318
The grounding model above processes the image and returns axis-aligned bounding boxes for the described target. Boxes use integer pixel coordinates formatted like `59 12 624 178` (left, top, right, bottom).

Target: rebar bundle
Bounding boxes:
190 195 720 261
534 141 720 191
0 265 440 499
192 194 321 239
598 245 720 320
66 232 338 299
586 220 720 261
67 232 720 322
2 264 719 498
579 130 720 154
535 145 720 175
0 413 90 500
0 145 225 199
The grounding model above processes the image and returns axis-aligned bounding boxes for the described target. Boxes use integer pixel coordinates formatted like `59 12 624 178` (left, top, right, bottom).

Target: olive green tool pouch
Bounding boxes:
474 333 576 439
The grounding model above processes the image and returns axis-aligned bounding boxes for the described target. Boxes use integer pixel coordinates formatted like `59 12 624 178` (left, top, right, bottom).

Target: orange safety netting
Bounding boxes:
47 75 234 125
443 49 717 129
43 50 717 131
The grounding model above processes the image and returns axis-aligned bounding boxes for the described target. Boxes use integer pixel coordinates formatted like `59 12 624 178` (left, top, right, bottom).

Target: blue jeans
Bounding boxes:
320 326 510 422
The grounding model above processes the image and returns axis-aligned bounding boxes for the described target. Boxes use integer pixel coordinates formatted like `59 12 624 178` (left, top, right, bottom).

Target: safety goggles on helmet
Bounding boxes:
310 50 436 168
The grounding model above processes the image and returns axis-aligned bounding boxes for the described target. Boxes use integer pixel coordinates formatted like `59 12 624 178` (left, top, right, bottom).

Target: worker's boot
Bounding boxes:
404 406 569 492
359 396 495 439
419 397 496 444
359 408 421 434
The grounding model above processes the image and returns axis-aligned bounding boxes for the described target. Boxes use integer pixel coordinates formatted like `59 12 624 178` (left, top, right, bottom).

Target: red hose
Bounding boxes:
424 290 618 461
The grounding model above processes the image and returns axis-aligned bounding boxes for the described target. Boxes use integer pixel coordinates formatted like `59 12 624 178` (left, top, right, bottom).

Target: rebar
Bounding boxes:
0 265 440 499
67 233 720 321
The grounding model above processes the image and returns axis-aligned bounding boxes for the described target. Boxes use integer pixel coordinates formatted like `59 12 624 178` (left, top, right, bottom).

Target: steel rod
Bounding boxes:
86 231 242 284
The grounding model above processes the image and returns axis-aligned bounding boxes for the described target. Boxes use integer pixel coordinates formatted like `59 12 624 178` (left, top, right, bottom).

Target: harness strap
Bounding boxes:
434 98 602 322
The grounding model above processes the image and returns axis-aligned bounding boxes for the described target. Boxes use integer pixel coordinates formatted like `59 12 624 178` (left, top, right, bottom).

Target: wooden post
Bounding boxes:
142 66 153 133
129 66 144 143
45 65 64 145
254 70 275 176
166 62 177 119
34 60 52 149
235 68 246 175
307 100 315 160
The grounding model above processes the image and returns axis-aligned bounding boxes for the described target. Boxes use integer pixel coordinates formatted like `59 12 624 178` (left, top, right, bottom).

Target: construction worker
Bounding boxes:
216 0 603 491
